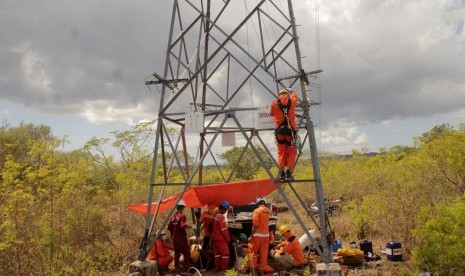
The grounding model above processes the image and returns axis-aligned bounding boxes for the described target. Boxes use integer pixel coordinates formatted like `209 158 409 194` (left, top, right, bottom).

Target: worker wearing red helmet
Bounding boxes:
147 229 174 270
210 201 231 272
168 199 191 271
270 88 298 181
249 198 274 273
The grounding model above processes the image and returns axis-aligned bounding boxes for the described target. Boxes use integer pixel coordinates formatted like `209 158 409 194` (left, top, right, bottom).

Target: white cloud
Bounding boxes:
353 133 368 145
345 127 358 140
12 43 53 94
80 100 148 125
318 120 371 151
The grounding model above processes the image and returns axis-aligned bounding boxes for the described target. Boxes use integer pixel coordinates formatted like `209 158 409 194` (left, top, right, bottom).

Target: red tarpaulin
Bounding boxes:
127 178 278 215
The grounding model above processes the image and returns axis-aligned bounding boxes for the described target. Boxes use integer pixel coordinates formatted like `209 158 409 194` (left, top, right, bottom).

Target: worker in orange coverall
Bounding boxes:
199 203 216 250
210 201 231 272
270 88 299 181
248 198 274 273
147 230 174 270
272 225 304 269
168 199 191 271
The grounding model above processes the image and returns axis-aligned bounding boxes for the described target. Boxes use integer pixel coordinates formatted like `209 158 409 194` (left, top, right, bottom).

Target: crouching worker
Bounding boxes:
211 201 231 272
147 230 174 271
272 225 304 269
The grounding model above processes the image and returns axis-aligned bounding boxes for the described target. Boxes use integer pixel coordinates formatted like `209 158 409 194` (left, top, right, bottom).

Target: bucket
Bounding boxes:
386 241 402 261
359 240 373 255
331 239 342 253
298 229 319 251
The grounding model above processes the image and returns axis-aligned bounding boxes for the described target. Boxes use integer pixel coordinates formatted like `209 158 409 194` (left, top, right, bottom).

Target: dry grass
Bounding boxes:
274 207 416 275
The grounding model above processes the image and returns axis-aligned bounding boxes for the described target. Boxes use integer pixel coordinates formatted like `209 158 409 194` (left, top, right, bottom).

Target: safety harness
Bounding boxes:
274 96 303 156
275 99 294 145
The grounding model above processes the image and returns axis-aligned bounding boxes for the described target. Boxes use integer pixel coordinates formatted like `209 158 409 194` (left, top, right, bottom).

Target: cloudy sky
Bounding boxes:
1 0 464 155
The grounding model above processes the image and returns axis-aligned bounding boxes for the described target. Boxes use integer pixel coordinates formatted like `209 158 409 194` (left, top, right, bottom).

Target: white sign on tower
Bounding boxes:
185 111 204 133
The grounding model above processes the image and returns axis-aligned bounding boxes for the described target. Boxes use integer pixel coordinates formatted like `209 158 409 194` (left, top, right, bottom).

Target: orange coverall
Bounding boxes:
270 91 298 171
250 204 274 272
274 231 304 266
168 211 190 270
147 238 174 269
199 209 214 250
210 210 231 272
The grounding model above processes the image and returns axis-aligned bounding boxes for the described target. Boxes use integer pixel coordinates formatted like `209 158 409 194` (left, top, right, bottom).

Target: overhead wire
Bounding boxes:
313 0 323 147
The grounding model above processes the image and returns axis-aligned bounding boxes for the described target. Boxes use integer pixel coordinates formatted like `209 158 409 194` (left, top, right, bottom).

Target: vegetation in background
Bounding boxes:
1 121 464 274
412 195 465 275
219 146 273 180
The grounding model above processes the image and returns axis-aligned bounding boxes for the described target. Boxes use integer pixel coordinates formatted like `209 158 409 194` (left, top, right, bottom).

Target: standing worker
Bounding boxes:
272 225 304 269
270 88 299 181
249 198 275 273
168 199 191 272
199 203 216 250
147 230 174 271
210 201 231 272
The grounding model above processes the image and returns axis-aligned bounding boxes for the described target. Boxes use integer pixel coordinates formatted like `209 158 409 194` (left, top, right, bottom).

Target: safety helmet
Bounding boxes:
278 88 291 97
220 200 230 210
255 197 265 205
177 199 186 207
278 225 290 236
239 233 248 242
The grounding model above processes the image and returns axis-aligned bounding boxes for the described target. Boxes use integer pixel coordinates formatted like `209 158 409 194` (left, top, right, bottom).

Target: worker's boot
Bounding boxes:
278 171 286 181
285 170 293 180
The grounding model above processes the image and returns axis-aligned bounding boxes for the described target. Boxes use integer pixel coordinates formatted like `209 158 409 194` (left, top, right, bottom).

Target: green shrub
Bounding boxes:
412 195 465 275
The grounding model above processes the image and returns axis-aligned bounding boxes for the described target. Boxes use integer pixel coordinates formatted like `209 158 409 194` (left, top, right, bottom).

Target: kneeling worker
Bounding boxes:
147 230 174 270
272 225 304 269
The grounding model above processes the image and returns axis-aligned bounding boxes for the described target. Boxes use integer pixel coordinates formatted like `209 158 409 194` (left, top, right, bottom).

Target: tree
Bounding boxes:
219 146 273 180
413 195 465 275
415 123 453 145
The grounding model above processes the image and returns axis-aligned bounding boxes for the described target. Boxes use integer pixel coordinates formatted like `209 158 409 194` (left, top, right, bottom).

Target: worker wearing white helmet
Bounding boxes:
147 229 174 271
168 198 191 272
270 88 299 181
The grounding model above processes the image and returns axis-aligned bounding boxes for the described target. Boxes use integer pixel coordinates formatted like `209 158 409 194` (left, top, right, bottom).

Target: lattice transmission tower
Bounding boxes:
138 0 333 264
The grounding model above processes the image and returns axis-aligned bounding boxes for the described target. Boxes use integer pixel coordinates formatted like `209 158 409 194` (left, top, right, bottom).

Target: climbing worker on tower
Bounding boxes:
168 199 191 272
270 88 299 181
210 201 231 272
147 229 174 271
271 225 304 269
248 198 275 273
199 203 216 250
